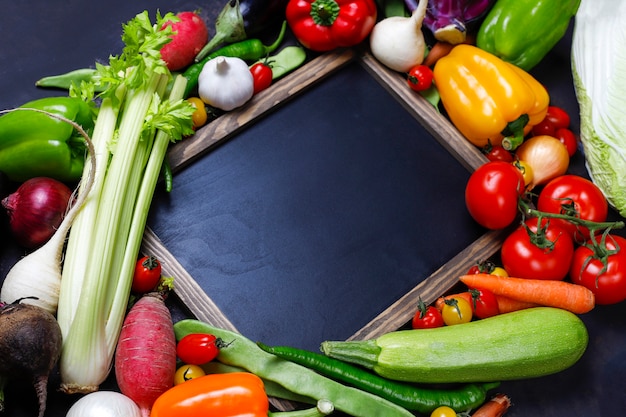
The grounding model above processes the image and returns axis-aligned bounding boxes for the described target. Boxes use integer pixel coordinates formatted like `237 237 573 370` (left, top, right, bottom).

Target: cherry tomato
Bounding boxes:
545 106 571 129
554 127 577 157
441 297 473 325
250 62 273 94
501 217 574 281
491 266 509 277
468 288 500 319
412 298 444 329
132 255 162 293
570 234 626 305
407 64 434 92
187 97 208 130
482 142 513 162
512 160 534 189
430 406 457 417
176 333 223 365
537 175 608 241
531 119 556 137
465 161 525 230
174 364 206 385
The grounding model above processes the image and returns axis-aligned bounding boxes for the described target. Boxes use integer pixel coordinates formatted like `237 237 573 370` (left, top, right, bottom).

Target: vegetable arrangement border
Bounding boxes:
142 48 500 347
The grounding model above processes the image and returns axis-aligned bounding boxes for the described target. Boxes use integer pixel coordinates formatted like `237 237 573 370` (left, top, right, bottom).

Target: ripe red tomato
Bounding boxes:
482 142 513 162
176 333 223 365
468 288 500 319
570 235 626 305
531 119 556 137
501 217 574 280
407 64 434 92
132 255 162 293
412 299 444 329
537 175 608 241
465 161 525 230
544 106 571 129
554 127 577 157
250 62 273 94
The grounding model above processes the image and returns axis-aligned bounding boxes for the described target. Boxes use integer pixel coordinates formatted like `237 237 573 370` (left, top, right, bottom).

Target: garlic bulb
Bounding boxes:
198 56 254 111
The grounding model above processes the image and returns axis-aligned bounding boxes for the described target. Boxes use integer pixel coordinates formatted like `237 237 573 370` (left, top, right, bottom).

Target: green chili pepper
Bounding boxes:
0 96 94 182
173 319 416 417
182 20 287 98
35 68 100 91
476 0 580 71
257 342 499 414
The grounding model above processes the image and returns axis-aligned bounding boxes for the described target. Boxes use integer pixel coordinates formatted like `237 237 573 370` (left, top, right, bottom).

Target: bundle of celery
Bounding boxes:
572 0 626 217
56 11 194 393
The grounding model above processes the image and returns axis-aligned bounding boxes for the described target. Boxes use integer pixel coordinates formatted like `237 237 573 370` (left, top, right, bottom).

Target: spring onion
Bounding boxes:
571 0 626 216
55 11 194 394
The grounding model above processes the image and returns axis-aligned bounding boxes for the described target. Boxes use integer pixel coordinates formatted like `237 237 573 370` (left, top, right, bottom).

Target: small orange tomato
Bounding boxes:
187 97 208 130
174 364 206 385
512 159 534 189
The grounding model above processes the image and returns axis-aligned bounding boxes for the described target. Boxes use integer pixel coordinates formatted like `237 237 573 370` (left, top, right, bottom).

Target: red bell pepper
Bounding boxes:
286 0 377 52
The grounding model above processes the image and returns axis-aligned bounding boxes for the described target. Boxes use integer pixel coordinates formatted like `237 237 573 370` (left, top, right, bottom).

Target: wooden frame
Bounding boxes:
141 47 503 339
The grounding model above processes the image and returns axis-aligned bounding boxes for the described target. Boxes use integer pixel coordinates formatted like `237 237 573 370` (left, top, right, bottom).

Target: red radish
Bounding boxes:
114 293 176 417
160 11 209 71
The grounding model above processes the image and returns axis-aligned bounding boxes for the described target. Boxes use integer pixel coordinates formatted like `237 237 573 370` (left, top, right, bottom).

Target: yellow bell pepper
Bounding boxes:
433 44 549 150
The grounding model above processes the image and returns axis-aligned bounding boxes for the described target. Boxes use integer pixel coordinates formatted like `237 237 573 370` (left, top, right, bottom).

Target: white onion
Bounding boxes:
66 391 141 417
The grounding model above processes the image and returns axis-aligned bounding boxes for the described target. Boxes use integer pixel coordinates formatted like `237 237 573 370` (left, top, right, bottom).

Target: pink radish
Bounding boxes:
114 292 176 417
160 11 209 71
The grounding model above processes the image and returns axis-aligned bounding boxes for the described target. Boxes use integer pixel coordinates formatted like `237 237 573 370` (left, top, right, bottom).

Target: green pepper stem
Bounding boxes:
501 114 530 150
268 399 334 416
310 0 341 26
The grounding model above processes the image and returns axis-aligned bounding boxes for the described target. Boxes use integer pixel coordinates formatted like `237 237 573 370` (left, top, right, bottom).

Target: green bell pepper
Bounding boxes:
476 0 580 71
0 96 94 182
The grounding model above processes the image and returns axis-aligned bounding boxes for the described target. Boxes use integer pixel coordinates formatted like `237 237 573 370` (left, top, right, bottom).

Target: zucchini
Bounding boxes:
320 307 588 384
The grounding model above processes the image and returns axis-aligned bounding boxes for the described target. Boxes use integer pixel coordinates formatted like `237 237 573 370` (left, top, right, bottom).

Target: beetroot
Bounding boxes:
160 11 209 71
0 299 63 417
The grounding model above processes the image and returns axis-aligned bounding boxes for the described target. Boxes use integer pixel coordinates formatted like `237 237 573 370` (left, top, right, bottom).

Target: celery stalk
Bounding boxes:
56 11 194 393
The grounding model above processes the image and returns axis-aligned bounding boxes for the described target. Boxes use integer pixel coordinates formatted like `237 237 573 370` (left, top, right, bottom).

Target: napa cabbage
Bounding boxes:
572 0 626 217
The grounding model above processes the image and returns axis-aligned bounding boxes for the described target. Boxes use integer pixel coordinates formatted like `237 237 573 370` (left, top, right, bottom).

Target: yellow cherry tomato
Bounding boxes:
174 364 206 385
430 405 458 417
187 97 208 130
441 297 473 326
491 266 509 277
513 159 534 188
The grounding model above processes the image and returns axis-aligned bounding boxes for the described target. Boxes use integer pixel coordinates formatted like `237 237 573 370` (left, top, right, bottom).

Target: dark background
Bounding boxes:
1 1 625 416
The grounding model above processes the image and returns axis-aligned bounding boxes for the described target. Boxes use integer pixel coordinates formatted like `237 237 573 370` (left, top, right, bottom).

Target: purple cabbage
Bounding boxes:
405 0 496 44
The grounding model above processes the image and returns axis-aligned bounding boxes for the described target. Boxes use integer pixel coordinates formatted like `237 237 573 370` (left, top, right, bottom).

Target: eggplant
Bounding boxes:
405 0 496 44
195 0 289 61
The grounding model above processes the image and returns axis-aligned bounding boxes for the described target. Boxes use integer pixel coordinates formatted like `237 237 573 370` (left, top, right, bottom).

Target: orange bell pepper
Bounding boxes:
150 372 269 417
433 44 549 150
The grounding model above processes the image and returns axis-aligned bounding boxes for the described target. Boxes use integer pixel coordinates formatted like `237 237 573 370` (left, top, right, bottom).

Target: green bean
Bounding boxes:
173 319 416 417
182 21 287 98
257 343 499 414
262 46 307 80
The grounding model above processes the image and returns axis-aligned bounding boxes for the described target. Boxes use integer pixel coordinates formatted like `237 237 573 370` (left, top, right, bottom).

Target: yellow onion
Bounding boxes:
515 135 569 190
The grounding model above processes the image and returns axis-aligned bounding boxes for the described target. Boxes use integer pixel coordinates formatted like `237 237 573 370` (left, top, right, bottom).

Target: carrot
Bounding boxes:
496 295 539 314
459 274 595 314
471 393 512 417
114 292 177 417
423 34 476 67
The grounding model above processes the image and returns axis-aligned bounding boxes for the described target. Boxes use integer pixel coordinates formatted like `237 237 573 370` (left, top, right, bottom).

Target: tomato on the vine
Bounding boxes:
465 161 525 230
407 64 434 92
412 298 444 329
174 364 206 385
430 406 457 417
176 333 224 365
570 234 626 305
132 255 162 293
250 62 273 94
545 106 571 129
554 127 577 157
537 175 608 241
531 119 556 137
469 288 500 319
501 217 574 281
441 297 473 325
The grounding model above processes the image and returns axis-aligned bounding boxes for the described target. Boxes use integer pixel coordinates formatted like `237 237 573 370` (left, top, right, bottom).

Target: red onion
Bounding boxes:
2 177 73 249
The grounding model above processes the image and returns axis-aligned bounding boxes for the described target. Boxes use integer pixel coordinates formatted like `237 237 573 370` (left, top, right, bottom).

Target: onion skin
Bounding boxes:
515 135 569 190
2 177 72 249
66 391 142 417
